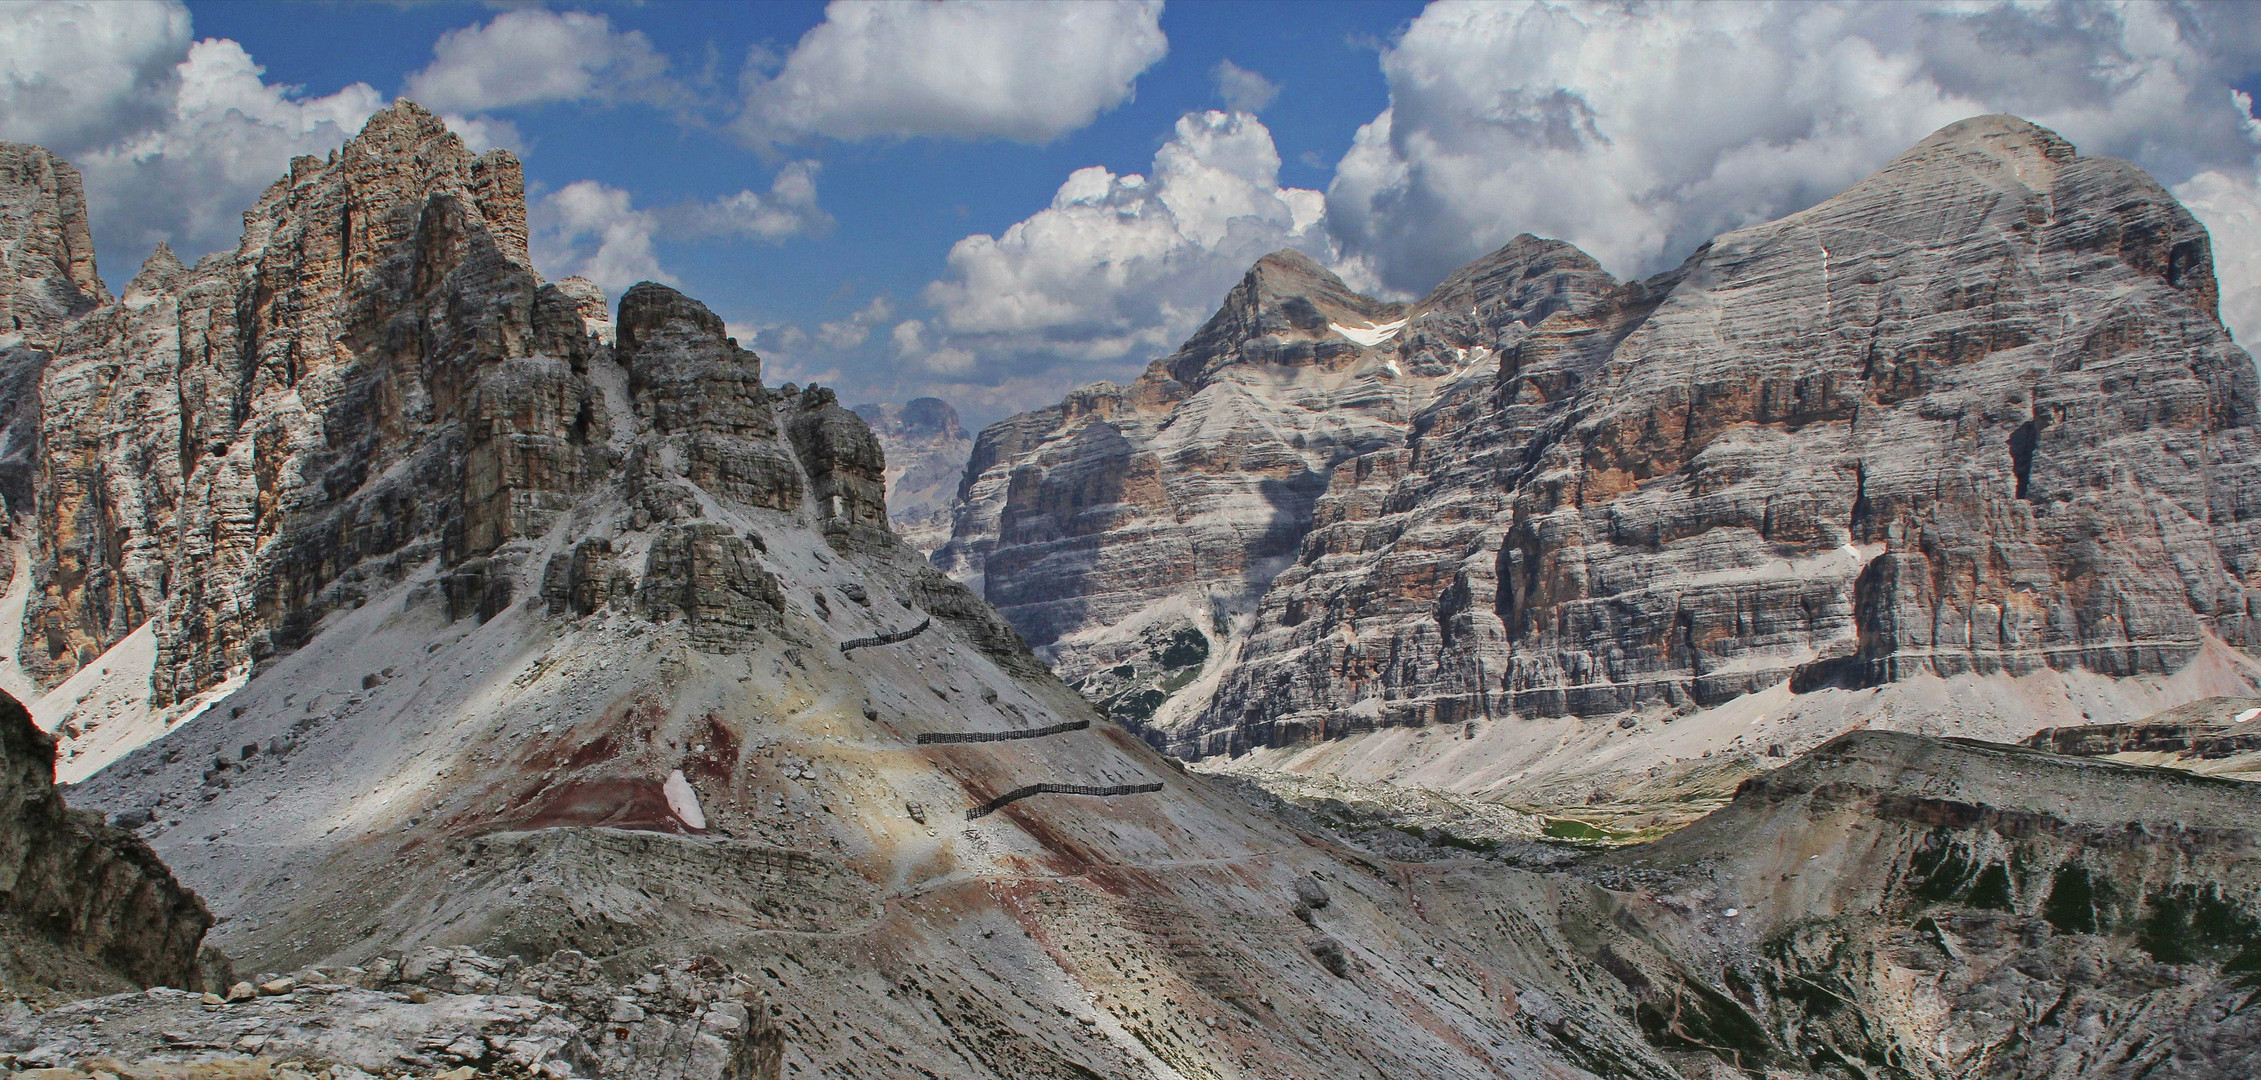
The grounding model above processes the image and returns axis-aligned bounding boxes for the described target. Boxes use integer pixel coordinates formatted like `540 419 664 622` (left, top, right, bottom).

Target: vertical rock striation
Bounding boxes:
945 116 2261 761
25 102 611 701
933 250 1455 729
10 103 919 732
0 144 113 605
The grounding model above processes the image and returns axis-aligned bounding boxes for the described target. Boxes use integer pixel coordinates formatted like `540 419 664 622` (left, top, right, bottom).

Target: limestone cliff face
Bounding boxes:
10 100 923 727
947 116 2261 758
0 143 106 345
0 144 112 575
934 250 1471 729
851 397 971 555
1590 731 2261 1078
25 102 608 700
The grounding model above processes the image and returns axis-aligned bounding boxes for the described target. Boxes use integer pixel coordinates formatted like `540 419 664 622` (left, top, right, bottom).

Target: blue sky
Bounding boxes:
5 1 2261 426
184 0 1420 395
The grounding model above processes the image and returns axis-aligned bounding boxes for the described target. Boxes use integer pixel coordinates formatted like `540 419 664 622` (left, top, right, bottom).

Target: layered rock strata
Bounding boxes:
9 102 2261 1080
0 687 209 999
0 144 111 587
2 946 781 1079
933 248 1447 728
947 116 2261 763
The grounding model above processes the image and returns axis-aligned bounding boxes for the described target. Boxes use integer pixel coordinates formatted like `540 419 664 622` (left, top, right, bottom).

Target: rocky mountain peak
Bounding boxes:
1411 233 1617 321
0 141 107 344
552 274 614 344
123 243 187 304
19 97 579 699
618 280 770 440
1161 248 1404 389
858 396 965 443
1901 111 2078 172
948 112 2261 824
5 102 2261 1080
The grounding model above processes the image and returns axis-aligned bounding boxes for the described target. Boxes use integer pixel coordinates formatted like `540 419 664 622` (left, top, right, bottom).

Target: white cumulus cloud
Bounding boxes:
0 0 187 153
1326 0 2261 351
737 0 1167 147
666 160 833 243
532 180 671 295
912 109 1339 399
404 8 677 114
0 0 387 275
533 166 834 294
1213 60 1280 114
817 296 894 350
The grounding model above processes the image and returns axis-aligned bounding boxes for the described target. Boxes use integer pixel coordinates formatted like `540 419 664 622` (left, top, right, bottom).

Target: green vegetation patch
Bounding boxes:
1634 977 1774 1069
1541 817 1629 844
1153 625 1210 670
2135 883 2261 970
1966 862 2015 911
1107 688 1168 725
1907 831 1978 903
2042 865 2109 935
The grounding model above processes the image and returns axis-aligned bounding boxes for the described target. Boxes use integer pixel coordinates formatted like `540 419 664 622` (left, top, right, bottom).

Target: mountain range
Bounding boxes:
939 114 2261 830
0 103 2254 1080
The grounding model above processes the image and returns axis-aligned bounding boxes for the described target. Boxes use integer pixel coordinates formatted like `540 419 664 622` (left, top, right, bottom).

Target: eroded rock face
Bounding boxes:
542 536 622 617
619 281 771 440
0 142 106 344
787 386 889 545
934 249 1459 727
25 103 607 701
19 103 2261 1080
12 103 910 728
0 947 782 1080
0 688 209 998
637 522 788 649
852 397 972 555
0 143 113 608
949 116 2261 759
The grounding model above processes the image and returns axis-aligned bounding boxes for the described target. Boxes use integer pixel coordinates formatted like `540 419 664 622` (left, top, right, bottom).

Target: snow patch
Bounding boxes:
1331 319 1407 347
664 769 707 831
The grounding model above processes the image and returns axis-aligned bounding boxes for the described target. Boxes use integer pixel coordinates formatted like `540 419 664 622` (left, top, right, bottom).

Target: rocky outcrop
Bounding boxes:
19 103 2259 1080
0 688 209 998
4 102 922 756
0 142 106 345
541 536 624 618
933 249 1452 727
787 386 889 550
1 946 782 1079
618 281 771 441
852 397 972 554
2020 696 2261 781
25 102 608 701
0 143 112 602
948 116 2261 762
1589 731 2261 1078
23 246 187 674
636 522 788 649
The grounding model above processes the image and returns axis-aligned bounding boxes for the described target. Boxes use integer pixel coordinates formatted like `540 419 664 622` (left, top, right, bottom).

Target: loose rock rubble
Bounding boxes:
0 948 777 1080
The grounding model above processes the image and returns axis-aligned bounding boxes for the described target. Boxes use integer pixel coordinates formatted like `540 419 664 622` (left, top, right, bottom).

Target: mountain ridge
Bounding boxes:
0 102 2257 1080
941 113 2261 821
